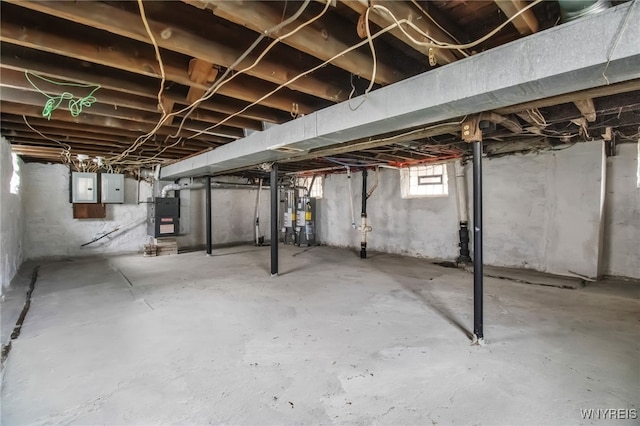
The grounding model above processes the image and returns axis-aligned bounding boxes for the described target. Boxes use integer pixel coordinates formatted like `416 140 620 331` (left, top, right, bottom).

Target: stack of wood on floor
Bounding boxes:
144 237 178 257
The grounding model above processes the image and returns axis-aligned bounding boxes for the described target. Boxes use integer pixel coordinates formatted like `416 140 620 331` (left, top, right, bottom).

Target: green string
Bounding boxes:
24 71 101 120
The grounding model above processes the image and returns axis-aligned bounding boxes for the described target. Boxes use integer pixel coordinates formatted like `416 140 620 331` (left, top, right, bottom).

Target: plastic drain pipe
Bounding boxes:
254 178 263 246
347 167 356 229
206 176 212 255
356 168 376 259
455 161 472 263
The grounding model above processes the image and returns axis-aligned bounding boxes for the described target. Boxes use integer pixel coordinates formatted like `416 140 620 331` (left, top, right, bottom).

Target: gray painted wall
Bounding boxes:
22 163 153 259
19 165 271 259
319 141 638 279
0 137 24 290
177 183 271 249
604 143 640 278
319 165 459 260
480 142 606 279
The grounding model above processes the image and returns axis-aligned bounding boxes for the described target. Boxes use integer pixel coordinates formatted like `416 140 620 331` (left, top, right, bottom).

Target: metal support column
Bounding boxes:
205 175 212 255
270 164 279 276
360 169 368 259
472 141 484 341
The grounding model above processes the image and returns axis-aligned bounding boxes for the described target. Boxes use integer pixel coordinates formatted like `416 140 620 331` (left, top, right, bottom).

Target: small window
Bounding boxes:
297 176 323 198
401 163 448 198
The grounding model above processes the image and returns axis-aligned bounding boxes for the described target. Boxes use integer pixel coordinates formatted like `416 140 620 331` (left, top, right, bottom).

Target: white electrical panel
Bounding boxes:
101 173 125 203
72 172 98 203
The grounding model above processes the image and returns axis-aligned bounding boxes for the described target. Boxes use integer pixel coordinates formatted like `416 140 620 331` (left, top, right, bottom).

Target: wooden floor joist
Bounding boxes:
4 0 346 103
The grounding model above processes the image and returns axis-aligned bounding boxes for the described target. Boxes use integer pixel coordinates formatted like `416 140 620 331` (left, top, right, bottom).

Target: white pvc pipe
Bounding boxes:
346 167 356 228
254 178 263 245
454 160 469 223
160 182 205 197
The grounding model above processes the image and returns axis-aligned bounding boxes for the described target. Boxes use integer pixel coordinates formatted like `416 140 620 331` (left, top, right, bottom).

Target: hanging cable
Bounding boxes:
107 0 545 166
105 0 315 167
170 0 324 139
22 115 72 163
24 71 100 120
137 0 167 114
170 0 313 135
370 1 544 51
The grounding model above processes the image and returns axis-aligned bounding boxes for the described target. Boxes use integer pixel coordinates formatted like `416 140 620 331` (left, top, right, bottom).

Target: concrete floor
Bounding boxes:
1 245 638 425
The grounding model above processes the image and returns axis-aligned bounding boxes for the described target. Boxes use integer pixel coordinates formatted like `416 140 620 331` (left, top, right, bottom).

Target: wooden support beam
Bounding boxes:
282 123 462 163
0 102 236 142
0 87 246 138
0 51 289 124
4 0 346 102
11 139 200 159
188 0 403 85
0 114 227 145
480 112 523 134
495 1 539 35
2 68 265 132
4 131 204 154
495 80 640 115
186 58 218 104
573 98 597 122
0 22 316 115
10 144 182 161
341 0 459 65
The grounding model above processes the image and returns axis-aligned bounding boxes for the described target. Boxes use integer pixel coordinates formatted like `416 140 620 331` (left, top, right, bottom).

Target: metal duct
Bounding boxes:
558 0 610 22
160 181 269 196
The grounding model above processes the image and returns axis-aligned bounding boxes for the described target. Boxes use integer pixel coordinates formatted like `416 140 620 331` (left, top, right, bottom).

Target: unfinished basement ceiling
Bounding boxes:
1 0 639 175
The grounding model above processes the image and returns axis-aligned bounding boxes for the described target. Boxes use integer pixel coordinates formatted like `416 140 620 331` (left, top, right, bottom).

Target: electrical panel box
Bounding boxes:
101 173 125 203
72 172 98 203
147 197 180 237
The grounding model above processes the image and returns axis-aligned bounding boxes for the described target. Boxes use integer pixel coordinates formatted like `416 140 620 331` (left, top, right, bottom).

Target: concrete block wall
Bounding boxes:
22 163 153 259
603 143 640 278
478 141 606 279
319 141 639 280
177 183 271 249
0 137 25 290
14 163 271 262
319 166 460 260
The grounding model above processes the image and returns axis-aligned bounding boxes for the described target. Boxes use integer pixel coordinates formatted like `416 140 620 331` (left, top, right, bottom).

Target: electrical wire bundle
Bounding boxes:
24 0 547 175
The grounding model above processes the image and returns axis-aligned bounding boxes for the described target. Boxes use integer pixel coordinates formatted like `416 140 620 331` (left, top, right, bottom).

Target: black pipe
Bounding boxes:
360 169 367 259
473 141 484 341
270 164 279 275
206 175 212 255
457 222 472 263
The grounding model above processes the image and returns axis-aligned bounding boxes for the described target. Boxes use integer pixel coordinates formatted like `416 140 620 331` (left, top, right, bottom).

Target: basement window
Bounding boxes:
400 163 448 198
10 152 20 195
297 176 323 199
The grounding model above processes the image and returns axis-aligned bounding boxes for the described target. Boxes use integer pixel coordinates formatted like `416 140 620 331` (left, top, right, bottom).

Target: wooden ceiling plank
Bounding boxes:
188 0 403 84
495 1 539 35
282 123 462 164
0 51 289 123
0 113 228 145
0 23 315 115
10 144 181 161
1 65 270 131
4 130 204 154
4 0 345 102
0 85 246 138
573 98 597 123
186 58 217 105
341 0 459 65
0 102 234 142
495 80 640 115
